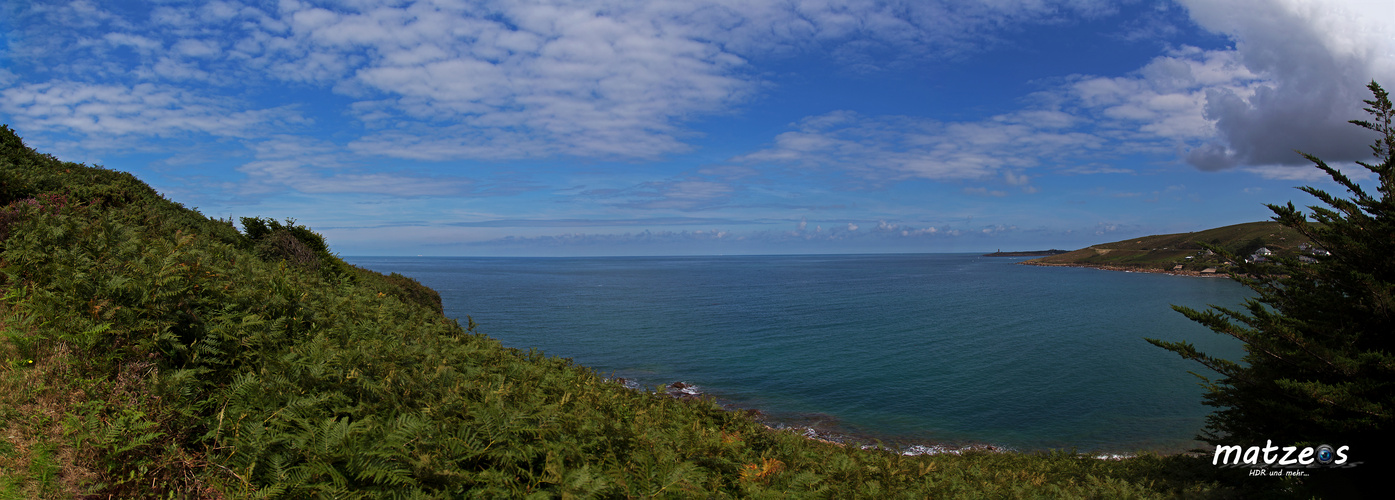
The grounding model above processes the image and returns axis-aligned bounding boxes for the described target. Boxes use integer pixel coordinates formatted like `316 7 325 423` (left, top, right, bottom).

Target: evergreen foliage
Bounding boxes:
1149 82 1394 490
0 123 1238 497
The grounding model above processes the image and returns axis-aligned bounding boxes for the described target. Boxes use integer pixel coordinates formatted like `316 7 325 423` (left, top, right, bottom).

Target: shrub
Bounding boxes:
1150 82 1394 494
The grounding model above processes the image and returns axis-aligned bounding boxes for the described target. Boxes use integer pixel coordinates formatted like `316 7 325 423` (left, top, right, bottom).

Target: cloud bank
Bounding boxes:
1173 0 1394 169
5 0 1116 162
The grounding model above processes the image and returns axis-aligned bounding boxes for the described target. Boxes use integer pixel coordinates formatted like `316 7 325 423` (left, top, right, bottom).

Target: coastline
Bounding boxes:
636 379 1011 456
1020 261 1232 278
369 254 1239 464
982 249 1071 257
643 379 1157 459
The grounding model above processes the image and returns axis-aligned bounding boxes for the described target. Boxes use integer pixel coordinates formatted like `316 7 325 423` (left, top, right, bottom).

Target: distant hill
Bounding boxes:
982 249 1071 257
1022 221 1313 275
0 126 1242 496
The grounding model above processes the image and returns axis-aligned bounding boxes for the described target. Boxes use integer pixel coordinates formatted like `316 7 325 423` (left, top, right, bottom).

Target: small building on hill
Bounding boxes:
1247 247 1274 263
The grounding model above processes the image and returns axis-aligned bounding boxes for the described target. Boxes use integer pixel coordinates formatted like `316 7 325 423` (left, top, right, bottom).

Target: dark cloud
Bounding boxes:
1193 81 1376 169
1180 0 1389 169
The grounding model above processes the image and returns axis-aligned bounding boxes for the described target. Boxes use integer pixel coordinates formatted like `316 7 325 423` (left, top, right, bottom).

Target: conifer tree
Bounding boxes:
1148 82 1393 480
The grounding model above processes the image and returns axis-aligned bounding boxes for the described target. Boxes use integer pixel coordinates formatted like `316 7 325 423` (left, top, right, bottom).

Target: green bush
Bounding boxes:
0 123 1236 497
1151 82 1394 495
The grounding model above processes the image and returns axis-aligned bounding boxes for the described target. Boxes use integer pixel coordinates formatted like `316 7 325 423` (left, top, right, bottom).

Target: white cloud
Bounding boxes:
1059 164 1133 175
738 109 1104 182
980 0 1395 174
1241 161 1374 182
0 81 296 138
795 0 1395 180
732 0 1395 184
1170 0 1395 169
1094 222 1123 235
238 0 763 159
466 216 995 252
581 176 737 211
236 136 474 197
964 187 1008 197
1003 171 1030 186
5 0 1125 162
103 33 161 52
1065 47 1262 144
172 39 222 58
252 1 757 159
15 0 1387 177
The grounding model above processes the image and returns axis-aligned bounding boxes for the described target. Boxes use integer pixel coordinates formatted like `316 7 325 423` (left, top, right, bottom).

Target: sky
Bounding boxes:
2 0 1393 256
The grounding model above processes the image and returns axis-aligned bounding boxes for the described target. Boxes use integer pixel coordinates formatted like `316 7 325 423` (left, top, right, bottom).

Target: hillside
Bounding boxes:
1022 221 1314 275
0 126 1239 497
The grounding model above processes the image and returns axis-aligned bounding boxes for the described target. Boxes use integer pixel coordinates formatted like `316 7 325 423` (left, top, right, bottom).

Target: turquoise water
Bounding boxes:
346 254 1248 454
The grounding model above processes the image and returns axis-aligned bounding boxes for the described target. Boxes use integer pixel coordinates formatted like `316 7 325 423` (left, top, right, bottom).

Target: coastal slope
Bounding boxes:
0 126 1234 497
1021 221 1312 275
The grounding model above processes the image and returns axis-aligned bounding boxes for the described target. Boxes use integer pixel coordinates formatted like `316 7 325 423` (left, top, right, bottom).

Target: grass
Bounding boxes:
0 321 101 499
0 123 1290 497
1025 221 1313 272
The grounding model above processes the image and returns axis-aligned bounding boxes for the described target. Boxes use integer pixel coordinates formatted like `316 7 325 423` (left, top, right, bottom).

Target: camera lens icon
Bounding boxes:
1316 444 1334 465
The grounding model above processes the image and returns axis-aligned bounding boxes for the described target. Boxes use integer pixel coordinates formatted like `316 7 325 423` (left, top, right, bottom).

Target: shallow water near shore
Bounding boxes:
347 253 1248 454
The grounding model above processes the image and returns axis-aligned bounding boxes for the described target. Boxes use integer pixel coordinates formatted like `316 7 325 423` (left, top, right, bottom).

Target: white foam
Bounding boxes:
901 445 963 456
1092 453 1134 460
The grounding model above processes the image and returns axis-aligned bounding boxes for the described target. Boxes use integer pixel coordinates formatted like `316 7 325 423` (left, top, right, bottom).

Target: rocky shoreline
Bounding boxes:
1020 261 1231 278
625 379 1017 457
610 378 1162 459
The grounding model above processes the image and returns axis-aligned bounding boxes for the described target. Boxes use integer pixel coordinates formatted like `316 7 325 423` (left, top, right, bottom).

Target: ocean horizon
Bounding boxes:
347 253 1248 455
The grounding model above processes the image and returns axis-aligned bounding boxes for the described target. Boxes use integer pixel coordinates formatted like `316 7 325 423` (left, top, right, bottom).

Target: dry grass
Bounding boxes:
0 329 102 498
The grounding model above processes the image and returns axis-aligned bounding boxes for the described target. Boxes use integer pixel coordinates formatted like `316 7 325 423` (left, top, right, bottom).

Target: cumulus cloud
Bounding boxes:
582 177 737 211
738 109 1104 183
446 217 742 228
964 187 1008 197
1175 0 1395 170
1066 47 1262 146
237 136 474 197
5 0 1121 162
11 0 1385 191
256 0 1119 159
784 218 948 240
266 1 752 159
752 0 1395 182
1242 162 1374 182
471 216 968 251
476 228 740 250
0 81 297 138
757 0 1395 180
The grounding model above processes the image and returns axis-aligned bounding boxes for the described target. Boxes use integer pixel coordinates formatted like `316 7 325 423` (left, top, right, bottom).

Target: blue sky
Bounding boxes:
3 0 1393 256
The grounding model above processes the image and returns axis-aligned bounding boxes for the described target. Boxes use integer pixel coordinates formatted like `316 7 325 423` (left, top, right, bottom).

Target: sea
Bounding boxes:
345 253 1249 455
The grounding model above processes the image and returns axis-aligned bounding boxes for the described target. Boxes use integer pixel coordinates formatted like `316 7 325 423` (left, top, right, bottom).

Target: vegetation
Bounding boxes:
0 124 1248 497
1022 221 1312 274
1148 82 1394 495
